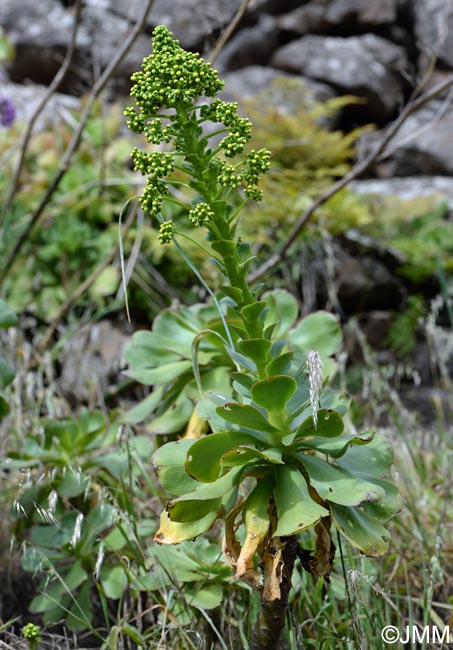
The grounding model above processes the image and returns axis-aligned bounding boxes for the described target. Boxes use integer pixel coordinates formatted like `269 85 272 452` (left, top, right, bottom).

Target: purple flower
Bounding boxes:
0 97 15 127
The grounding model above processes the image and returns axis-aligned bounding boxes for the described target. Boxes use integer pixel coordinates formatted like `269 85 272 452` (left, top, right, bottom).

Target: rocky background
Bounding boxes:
1 0 453 423
2 0 453 179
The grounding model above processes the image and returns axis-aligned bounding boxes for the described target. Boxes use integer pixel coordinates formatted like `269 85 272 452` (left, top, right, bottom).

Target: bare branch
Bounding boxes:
249 72 453 283
207 0 252 65
1 0 84 221
0 0 156 289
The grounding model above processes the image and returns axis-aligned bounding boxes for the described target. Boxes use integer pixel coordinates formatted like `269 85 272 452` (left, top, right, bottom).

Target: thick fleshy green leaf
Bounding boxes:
100 565 129 599
286 374 311 417
219 285 243 304
103 526 130 552
31 561 89 625
90 265 119 297
79 504 115 555
300 455 385 506
196 393 235 432
274 466 329 536
221 445 283 467
30 560 87 612
294 409 344 438
123 387 164 424
185 431 261 482
217 403 278 437
231 372 254 390
0 299 17 329
43 418 78 450
125 331 182 367
64 560 89 590
188 583 223 610
153 439 200 495
265 352 293 376
251 375 297 412
147 394 193 434
361 479 402 522
129 435 154 459
232 372 254 397
154 508 218 544
238 338 272 366
332 504 391 557
0 358 15 389
153 308 200 342
57 470 89 498
167 497 222 523
320 388 351 416
79 409 106 438
336 434 394 478
0 394 10 418
227 347 257 371
296 432 374 458
262 289 299 339
240 301 267 323
67 581 93 630
128 360 193 385
139 543 206 590
30 514 76 549
290 311 341 358
185 366 231 400
30 592 70 617
169 467 242 506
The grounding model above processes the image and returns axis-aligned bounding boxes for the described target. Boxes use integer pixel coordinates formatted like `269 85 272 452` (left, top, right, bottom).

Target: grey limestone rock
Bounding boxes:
360 101 453 177
351 176 453 212
0 81 80 130
220 65 336 109
326 0 398 27
414 0 453 69
215 15 279 71
104 0 244 50
278 0 398 35
272 34 408 120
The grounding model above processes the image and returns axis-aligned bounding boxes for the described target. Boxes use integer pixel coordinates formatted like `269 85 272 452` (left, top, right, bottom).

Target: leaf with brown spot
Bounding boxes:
154 509 218 545
235 478 273 579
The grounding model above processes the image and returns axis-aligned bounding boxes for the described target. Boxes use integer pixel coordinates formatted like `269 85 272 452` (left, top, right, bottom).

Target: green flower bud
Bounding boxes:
158 220 176 244
188 203 215 226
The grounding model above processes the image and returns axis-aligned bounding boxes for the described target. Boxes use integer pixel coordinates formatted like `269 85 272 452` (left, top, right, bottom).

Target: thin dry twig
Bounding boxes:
249 72 453 283
207 0 253 65
1 1 84 221
37 201 138 354
0 0 156 289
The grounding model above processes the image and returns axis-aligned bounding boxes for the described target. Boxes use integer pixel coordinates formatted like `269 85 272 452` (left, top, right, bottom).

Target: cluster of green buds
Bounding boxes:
124 25 271 254
22 623 42 650
188 202 215 226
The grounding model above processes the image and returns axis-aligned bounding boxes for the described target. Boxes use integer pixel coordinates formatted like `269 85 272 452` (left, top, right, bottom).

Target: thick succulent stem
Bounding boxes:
250 536 299 650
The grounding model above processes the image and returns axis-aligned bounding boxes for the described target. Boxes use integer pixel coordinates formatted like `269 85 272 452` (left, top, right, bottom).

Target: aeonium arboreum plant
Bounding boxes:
125 26 400 649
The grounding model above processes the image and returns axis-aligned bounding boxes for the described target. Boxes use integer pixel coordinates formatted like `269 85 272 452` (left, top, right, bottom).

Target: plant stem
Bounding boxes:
250 536 299 650
176 104 263 338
